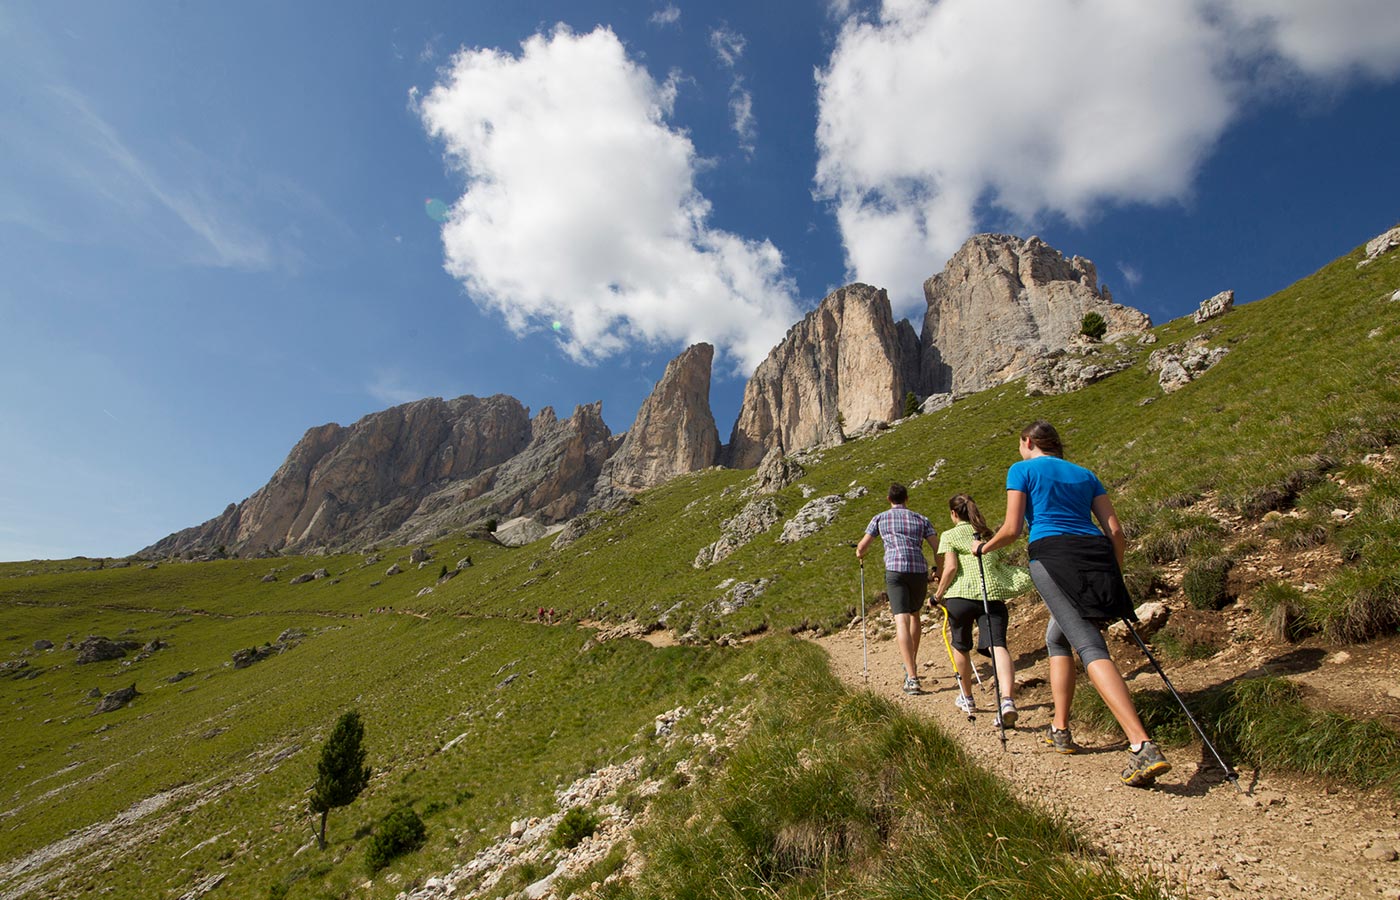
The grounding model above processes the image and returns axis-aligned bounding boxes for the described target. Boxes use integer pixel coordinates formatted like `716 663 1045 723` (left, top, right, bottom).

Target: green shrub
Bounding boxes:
552 806 602 850
1080 311 1107 341
364 806 427 873
903 391 919 418
1255 581 1309 641
1182 556 1233 610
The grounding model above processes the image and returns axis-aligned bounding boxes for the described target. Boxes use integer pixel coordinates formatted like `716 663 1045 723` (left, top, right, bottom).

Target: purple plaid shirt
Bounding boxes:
865 506 936 573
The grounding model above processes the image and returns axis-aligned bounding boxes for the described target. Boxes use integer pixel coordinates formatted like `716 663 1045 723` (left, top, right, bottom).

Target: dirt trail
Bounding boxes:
816 617 1400 900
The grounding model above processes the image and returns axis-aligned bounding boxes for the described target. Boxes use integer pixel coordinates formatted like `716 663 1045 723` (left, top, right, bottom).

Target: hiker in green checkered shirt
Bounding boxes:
932 493 1032 723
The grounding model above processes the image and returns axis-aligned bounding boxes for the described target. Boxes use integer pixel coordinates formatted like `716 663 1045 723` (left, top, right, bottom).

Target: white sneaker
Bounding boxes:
999 697 1018 727
955 693 976 714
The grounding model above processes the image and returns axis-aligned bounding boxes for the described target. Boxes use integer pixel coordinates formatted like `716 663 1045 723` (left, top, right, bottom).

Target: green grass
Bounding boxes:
616 639 1166 900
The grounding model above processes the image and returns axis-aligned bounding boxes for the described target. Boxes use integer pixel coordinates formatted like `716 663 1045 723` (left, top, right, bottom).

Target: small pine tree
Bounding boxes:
438 563 448 579
903 391 920 418
1080 311 1107 341
310 710 372 849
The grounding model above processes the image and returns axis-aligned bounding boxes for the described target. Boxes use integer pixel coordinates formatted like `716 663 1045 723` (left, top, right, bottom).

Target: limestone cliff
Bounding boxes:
725 284 918 470
591 343 720 508
920 234 1152 396
143 394 537 556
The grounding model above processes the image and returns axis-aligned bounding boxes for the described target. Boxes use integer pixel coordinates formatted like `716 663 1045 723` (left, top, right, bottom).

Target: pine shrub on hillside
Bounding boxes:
364 806 426 873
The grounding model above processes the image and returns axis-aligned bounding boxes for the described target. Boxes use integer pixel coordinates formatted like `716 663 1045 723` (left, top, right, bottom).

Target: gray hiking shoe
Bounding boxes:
1121 740 1172 787
1042 726 1079 754
955 693 976 714
902 674 922 695
998 697 1018 728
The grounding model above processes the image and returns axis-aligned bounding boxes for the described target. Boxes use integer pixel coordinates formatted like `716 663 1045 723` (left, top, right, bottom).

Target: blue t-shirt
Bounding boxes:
1006 456 1107 543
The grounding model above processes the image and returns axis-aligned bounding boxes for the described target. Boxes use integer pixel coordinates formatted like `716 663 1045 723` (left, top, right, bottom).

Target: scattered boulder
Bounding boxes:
778 495 849 543
456 556 473 569
311 567 329 579
1358 225 1400 267
33 639 53 651
86 686 102 698
1147 339 1230 393
417 586 435 598
919 393 953 415
75 636 136 665
261 574 277 583
1193 290 1235 323
410 547 431 564
232 646 279 669
166 671 194 684
753 447 804 495
1109 601 1170 640
386 563 402 576
94 684 138 714
232 629 303 670
437 569 459 585
693 499 782 568
2 659 31 679
289 573 315 585
706 578 770 616
494 516 550 547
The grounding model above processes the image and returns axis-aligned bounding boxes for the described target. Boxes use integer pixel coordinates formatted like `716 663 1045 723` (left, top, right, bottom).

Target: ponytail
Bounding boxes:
949 493 993 540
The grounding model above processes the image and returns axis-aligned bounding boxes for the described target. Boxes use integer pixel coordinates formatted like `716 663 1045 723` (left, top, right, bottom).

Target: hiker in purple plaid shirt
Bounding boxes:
856 482 938 694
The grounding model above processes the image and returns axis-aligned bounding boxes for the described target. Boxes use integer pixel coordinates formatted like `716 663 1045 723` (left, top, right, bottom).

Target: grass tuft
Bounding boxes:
1182 556 1234 610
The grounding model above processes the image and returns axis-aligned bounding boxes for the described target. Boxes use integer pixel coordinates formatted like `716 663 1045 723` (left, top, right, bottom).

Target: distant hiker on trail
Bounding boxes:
977 420 1171 787
932 493 1031 722
856 483 938 695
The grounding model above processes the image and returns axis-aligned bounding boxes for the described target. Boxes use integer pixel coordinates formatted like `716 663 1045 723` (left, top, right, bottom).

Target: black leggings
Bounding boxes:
943 596 1008 655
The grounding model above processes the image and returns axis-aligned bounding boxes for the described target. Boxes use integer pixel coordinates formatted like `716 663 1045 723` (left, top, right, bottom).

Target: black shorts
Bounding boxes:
943 596 1009 656
885 571 928 615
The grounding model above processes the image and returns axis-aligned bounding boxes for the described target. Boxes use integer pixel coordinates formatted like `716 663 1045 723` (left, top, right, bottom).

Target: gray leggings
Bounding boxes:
1029 560 1112 666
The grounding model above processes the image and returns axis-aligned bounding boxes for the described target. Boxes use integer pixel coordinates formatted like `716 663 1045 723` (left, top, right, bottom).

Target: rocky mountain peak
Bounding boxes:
920 233 1151 396
725 283 919 470
592 343 720 508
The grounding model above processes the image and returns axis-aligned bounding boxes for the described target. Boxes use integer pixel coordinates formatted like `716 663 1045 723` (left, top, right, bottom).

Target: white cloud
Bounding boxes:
711 26 757 156
649 4 681 28
815 0 1400 314
420 26 798 372
1116 262 1143 289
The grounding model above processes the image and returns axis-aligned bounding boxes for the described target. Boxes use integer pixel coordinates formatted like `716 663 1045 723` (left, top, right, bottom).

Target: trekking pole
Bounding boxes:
1121 620 1242 792
859 561 869 684
940 605 974 721
975 554 1007 750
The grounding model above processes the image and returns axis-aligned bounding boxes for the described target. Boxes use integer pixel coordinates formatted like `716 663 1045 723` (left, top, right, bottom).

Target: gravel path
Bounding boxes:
817 618 1400 900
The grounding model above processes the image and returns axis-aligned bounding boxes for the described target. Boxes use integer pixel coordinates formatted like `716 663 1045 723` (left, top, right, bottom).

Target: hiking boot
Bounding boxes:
998 697 1018 728
1121 740 1172 787
1042 726 1078 754
902 674 922 695
955 693 976 714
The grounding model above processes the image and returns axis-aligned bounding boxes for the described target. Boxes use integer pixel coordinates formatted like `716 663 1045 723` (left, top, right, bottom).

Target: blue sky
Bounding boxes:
3 0 1399 561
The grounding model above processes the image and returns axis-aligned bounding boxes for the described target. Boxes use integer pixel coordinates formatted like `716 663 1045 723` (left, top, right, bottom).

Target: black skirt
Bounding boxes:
1027 534 1136 623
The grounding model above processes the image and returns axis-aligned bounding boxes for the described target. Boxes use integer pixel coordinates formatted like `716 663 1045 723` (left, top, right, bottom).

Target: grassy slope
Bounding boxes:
2 233 1398 898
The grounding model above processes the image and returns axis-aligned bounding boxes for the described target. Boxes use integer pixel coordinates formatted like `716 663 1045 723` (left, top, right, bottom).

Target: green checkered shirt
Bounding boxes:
936 522 1032 601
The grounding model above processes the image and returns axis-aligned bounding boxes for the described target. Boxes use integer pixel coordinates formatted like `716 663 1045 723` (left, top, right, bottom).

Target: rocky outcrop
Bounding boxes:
726 284 919 469
1358 225 1400 267
93 684 138 714
591 343 720 508
920 234 1152 396
693 499 782 568
752 447 804 495
393 403 618 542
144 395 533 556
1024 349 1136 396
1194 290 1235 323
1147 339 1230 393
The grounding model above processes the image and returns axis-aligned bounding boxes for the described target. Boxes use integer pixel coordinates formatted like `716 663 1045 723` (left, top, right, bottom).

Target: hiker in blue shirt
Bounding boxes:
856 483 938 694
978 420 1171 787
